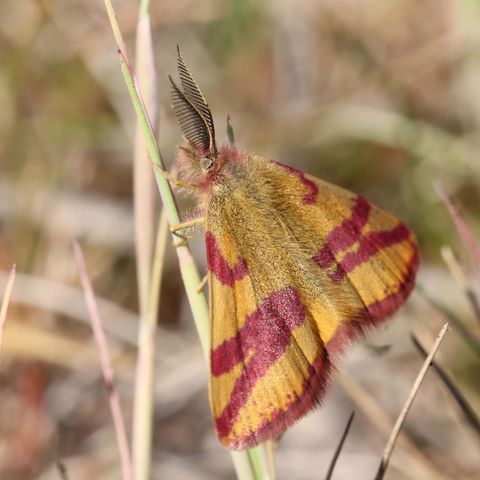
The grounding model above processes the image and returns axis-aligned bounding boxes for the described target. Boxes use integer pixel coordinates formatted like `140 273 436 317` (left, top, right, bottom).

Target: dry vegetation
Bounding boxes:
0 1 479 479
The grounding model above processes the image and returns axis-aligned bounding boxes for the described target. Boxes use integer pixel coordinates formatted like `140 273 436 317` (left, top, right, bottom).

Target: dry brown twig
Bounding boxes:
73 241 133 480
374 323 450 480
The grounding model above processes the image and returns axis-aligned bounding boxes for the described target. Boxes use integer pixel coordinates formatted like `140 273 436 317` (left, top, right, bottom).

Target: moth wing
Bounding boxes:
271 160 419 333
206 227 330 450
206 156 418 449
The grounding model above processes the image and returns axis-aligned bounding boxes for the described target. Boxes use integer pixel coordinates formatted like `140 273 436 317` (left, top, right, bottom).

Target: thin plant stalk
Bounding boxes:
374 323 449 480
73 241 133 480
0 264 15 360
100 1 271 478
324 411 355 480
133 212 169 480
131 2 160 478
133 3 157 318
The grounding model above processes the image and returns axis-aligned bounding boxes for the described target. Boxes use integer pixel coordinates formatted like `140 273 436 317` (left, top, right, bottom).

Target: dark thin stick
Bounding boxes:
434 180 480 273
324 411 355 480
374 323 449 480
411 334 480 436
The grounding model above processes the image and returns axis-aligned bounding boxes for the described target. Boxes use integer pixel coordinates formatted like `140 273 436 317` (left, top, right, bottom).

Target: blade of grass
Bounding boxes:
73 240 133 480
100 1 271 478
374 323 449 480
0 264 16 360
324 411 355 480
411 333 480 436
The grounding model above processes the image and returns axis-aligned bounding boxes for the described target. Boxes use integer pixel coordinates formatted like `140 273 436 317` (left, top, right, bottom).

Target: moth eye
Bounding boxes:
200 156 215 172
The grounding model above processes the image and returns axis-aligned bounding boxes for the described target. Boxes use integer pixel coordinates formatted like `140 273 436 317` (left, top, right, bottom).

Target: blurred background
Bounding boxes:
0 0 479 479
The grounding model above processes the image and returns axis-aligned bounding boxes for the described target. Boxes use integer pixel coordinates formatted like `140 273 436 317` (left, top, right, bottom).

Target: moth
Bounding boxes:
169 48 419 450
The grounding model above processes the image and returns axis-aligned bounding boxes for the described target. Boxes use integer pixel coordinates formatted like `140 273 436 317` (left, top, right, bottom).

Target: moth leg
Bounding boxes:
172 178 203 190
170 217 205 232
196 274 208 292
153 165 202 191
170 217 205 235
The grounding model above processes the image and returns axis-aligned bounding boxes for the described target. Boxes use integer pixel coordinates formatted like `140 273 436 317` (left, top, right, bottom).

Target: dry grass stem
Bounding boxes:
337 372 443 480
131 5 160 479
133 211 169 480
324 411 355 480
374 323 449 480
0 264 15 360
73 240 133 480
133 10 157 315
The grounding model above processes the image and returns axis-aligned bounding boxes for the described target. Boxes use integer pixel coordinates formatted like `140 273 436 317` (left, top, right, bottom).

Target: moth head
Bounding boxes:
170 46 217 174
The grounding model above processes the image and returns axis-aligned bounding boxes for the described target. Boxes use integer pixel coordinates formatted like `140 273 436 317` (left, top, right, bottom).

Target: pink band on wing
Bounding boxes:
212 286 306 438
313 196 371 270
273 162 319 205
328 223 411 283
206 232 248 286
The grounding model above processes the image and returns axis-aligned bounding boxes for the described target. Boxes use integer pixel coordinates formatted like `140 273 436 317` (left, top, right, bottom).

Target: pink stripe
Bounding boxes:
206 232 248 286
224 349 331 449
326 246 419 358
313 196 371 270
273 162 319 204
329 223 410 283
212 287 306 438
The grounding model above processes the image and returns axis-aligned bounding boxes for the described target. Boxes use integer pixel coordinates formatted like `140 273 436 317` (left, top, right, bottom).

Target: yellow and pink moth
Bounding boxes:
169 48 419 450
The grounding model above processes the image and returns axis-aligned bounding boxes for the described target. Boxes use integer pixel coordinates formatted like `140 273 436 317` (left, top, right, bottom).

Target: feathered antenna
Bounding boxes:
170 47 217 157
